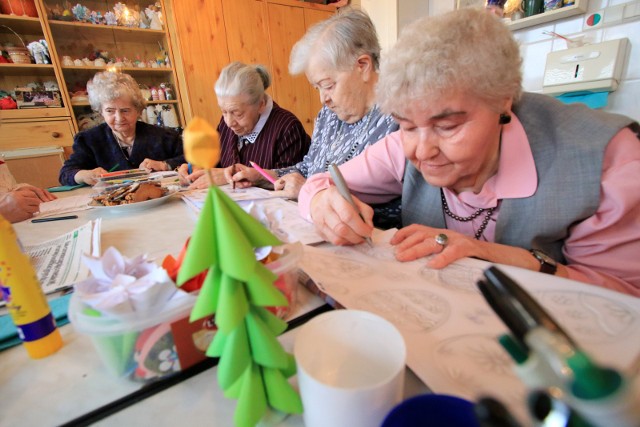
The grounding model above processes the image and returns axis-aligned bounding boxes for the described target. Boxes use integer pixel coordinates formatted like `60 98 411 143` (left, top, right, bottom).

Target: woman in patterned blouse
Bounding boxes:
224 9 399 204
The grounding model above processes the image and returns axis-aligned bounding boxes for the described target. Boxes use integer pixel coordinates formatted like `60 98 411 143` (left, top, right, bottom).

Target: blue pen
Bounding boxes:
187 162 192 174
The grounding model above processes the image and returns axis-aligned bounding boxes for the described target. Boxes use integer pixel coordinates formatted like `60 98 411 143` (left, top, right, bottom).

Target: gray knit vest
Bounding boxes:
401 92 635 262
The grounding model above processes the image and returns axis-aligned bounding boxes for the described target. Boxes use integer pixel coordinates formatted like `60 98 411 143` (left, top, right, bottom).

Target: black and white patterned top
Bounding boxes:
276 105 398 178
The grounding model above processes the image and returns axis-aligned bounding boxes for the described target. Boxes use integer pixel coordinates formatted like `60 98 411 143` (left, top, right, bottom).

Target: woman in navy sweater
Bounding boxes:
59 72 184 186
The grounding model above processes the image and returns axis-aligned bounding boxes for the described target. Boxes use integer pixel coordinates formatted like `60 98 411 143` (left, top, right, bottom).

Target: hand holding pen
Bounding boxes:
311 164 373 246
224 163 260 189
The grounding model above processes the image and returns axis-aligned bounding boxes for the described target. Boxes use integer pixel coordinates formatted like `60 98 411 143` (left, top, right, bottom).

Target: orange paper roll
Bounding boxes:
0 215 63 359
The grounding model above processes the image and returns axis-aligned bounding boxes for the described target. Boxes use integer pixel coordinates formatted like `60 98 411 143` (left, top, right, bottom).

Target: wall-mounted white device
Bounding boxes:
542 38 629 95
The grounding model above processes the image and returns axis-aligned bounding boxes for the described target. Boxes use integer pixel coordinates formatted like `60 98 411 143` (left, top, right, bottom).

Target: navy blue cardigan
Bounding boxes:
59 122 184 185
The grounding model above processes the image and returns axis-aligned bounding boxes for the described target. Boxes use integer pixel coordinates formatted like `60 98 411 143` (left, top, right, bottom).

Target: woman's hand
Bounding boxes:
188 169 226 189
272 172 306 200
391 224 556 275
74 167 108 185
224 163 264 188
140 158 169 172
0 189 41 222
309 186 374 245
16 185 57 202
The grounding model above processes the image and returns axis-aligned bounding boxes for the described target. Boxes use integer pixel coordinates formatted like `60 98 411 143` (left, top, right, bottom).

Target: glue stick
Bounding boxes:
0 215 63 358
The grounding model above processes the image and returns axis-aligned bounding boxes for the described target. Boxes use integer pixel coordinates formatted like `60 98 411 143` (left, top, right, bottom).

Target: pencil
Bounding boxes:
231 164 236 190
328 163 373 247
249 161 276 185
108 163 120 172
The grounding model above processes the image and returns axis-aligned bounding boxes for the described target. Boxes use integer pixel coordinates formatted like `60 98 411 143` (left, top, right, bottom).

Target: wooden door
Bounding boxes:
266 3 331 136
170 0 229 126
303 8 333 132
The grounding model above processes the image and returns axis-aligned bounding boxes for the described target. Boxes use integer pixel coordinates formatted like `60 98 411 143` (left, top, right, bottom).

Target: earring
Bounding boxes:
499 113 511 125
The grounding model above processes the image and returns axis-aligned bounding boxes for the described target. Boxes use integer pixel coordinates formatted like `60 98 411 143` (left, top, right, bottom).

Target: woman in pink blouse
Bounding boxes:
298 9 640 296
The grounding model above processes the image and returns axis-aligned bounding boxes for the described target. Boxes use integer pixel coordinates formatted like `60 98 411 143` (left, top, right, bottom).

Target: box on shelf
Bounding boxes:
14 90 62 109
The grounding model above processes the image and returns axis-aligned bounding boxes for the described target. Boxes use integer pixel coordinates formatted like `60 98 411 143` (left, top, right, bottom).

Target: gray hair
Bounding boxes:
214 62 271 105
289 8 381 75
87 71 146 112
377 8 522 115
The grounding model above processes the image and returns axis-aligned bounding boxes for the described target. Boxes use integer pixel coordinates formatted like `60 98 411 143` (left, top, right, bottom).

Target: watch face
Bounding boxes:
531 249 557 274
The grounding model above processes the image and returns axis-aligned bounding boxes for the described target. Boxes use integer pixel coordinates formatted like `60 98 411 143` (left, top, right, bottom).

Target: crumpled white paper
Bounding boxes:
74 246 183 318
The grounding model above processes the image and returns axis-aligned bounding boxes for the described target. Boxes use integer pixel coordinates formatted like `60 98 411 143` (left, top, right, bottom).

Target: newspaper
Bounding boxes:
24 220 101 294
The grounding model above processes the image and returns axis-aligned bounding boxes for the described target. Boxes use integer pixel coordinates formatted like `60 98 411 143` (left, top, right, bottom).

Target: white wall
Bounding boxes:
362 0 639 121
514 0 639 121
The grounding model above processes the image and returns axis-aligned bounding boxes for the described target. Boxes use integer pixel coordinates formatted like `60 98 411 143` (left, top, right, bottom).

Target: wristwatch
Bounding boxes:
529 249 557 275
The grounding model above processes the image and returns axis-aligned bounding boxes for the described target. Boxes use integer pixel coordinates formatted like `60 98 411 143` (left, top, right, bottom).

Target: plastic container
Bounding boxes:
265 242 302 318
69 291 199 382
70 243 301 382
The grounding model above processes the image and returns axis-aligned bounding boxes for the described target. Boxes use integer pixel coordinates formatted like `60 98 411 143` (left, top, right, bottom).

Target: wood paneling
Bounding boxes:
222 0 271 67
303 8 333 128
266 3 311 134
170 0 229 126
169 0 335 134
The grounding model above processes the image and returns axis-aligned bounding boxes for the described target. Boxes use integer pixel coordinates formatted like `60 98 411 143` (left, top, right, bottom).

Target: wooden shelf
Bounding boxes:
0 63 56 76
61 65 172 73
506 1 587 31
70 99 178 106
48 20 165 35
0 107 69 119
0 15 43 34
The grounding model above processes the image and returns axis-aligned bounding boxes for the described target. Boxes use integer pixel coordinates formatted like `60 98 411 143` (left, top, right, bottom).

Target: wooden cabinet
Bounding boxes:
169 0 336 136
40 0 186 132
1 0 187 187
0 4 74 187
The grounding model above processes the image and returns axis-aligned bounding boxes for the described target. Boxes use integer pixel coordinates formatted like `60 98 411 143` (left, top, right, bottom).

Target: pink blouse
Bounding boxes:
299 116 640 297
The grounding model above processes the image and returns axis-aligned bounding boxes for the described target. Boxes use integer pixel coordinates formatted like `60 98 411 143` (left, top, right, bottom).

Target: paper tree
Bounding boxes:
177 118 302 427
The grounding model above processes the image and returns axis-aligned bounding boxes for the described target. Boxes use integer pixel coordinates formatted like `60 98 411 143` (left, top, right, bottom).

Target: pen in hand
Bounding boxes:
328 163 373 247
32 215 79 223
231 164 236 190
249 161 277 185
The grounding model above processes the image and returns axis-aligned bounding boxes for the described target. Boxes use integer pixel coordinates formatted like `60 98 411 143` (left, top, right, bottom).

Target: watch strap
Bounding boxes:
529 249 557 275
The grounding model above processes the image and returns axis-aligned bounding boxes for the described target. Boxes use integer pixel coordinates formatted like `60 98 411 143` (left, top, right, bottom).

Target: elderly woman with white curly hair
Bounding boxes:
59 72 185 186
225 9 400 228
298 8 640 297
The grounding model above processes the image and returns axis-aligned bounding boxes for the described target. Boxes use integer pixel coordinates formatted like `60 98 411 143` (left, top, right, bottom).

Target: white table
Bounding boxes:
2 189 429 427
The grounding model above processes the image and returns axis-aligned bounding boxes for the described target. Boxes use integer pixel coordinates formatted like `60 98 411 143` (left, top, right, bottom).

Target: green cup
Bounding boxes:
524 0 544 16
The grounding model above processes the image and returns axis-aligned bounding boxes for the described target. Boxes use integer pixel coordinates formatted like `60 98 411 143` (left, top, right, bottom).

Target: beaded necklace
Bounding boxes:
440 188 496 240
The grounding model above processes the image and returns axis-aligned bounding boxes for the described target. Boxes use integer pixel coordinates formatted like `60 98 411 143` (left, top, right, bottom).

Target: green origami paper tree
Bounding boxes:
177 185 303 427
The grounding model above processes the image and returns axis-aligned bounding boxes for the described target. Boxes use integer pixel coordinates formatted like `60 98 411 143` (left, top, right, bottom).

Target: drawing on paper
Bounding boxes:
300 251 373 280
536 291 639 343
419 262 485 294
433 334 526 412
351 289 451 333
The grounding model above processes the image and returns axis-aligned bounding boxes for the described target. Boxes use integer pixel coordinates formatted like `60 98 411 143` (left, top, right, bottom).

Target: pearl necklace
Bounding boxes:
440 189 495 240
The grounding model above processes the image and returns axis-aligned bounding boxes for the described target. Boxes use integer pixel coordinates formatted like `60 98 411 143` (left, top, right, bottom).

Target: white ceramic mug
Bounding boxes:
294 310 406 427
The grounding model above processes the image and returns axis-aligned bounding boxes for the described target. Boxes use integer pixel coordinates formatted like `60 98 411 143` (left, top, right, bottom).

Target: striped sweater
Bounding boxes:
217 102 310 169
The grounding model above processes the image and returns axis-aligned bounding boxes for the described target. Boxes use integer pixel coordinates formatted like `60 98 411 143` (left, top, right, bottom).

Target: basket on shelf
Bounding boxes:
0 24 33 64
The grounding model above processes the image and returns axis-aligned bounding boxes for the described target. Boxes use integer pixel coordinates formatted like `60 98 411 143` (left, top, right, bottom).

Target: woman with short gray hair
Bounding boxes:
59 71 184 185
225 9 400 228
300 8 640 296
177 61 310 188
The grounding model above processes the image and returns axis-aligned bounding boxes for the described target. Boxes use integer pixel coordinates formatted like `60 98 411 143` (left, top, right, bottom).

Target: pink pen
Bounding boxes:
249 161 276 184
